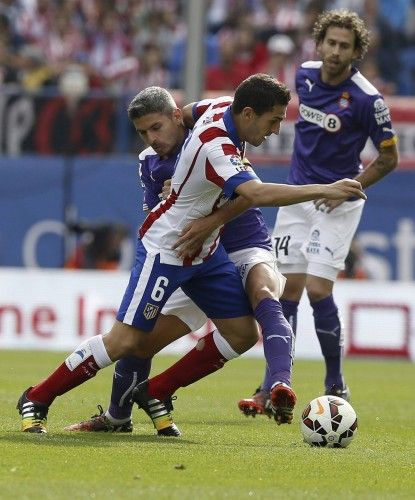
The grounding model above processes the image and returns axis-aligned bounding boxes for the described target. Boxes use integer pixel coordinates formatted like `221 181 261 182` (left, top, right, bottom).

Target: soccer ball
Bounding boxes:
300 395 358 448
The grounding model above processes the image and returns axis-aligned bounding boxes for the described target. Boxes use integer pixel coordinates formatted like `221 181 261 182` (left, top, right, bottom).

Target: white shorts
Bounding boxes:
229 246 286 298
160 287 208 332
161 246 286 328
272 199 365 281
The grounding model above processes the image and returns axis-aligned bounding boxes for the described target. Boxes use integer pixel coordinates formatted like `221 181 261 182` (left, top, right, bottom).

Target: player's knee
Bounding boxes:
306 286 330 303
249 285 277 309
221 325 259 353
240 326 260 350
104 322 148 358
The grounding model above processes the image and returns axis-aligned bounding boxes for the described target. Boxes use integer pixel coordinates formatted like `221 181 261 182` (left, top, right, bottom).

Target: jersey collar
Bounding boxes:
223 106 243 152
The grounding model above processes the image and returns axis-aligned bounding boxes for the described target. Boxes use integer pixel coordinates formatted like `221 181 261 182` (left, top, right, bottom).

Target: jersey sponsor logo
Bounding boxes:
237 262 249 280
299 104 341 132
305 78 315 92
229 154 251 172
311 229 320 241
65 344 93 371
229 154 242 166
143 303 159 320
373 98 391 125
306 229 320 255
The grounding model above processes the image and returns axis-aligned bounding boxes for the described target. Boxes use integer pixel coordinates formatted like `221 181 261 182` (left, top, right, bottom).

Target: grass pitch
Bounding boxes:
0 351 414 499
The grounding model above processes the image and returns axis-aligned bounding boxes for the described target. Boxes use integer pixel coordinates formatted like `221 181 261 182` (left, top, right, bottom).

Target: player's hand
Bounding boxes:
161 179 172 200
323 179 366 203
172 217 217 259
314 198 347 213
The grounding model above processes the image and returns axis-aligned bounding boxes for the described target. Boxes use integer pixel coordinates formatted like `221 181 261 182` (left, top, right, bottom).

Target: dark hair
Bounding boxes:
232 74 291 115
313 10 370 60
127 86 177 121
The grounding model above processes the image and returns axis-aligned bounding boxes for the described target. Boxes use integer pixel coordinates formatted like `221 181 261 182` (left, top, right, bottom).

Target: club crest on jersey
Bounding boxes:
338 92 350 108
143 303 159 320
202 116 213 125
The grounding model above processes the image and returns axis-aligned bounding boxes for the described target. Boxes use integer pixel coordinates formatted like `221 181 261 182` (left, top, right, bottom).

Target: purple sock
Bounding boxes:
261 299 299 392
311 295 344 389
254 298 294 391
280 299 299 337
108 356 152 420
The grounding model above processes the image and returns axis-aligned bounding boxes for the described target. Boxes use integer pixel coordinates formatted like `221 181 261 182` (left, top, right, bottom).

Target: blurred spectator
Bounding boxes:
205 30 252 91
65 222 129 271
258 33 296 90
358 56 396 95
233 23 268 73
13 0 56 45
86 9 134 90
253 0 303 39
296 0 325 62
376 0 411 91
40 5 87 82
125 42 169 92
17 43 54 91
0 0 413 96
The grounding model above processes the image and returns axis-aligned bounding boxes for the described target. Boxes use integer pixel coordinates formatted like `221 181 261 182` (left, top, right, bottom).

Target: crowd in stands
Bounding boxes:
0 0 414 96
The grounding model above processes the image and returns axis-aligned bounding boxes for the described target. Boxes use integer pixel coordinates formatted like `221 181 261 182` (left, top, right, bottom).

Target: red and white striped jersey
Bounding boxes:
139 96 259 266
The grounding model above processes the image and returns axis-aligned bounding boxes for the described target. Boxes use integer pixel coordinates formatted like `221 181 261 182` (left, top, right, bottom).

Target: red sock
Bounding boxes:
148 331 227 401
28 356 100 406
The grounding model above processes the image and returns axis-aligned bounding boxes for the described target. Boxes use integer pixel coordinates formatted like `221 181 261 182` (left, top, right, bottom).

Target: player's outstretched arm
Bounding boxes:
172 196 251 258
236 178 367 207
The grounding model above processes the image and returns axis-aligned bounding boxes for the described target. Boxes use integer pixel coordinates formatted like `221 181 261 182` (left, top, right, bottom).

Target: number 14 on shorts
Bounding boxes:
274 236 291 257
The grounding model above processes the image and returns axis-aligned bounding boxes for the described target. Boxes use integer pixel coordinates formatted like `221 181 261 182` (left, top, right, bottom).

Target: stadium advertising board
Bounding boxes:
1 93 415 166
0 268 413 360
0 158 414 280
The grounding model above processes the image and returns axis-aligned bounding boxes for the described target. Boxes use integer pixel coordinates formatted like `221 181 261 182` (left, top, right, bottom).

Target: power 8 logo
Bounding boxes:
323 113 341 132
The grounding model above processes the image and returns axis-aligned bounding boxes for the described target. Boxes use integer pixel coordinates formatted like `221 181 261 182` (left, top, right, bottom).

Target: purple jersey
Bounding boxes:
289 61 398 185
138 137 187 211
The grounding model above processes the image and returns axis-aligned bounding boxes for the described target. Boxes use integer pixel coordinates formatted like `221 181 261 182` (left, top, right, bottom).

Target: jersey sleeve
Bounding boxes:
361 94 398 150
192 96 234 123
139 159 161 212
204 140 259 198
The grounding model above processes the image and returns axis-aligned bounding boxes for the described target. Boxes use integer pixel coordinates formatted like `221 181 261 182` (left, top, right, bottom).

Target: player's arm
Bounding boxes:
182 103 197 129
314 143 398 213
172 195 251 257
352 143 398 189
235 178 367 207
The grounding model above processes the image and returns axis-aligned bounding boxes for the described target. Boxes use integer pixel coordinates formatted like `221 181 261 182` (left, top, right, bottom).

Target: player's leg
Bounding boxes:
304 199 364 399
305 273 348 394
238 278 303 418
232 248 296 423
17 321 148 433
131 248 258 431
17 242 183 433
66 289 209 434
238 204 308 415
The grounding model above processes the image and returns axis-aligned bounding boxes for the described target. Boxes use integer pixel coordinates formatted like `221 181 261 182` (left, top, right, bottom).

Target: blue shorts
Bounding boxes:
117 240 252 331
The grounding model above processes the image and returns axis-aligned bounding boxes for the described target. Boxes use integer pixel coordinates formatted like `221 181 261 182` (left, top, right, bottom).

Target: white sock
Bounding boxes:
65 335 112 371
213 330 239 360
